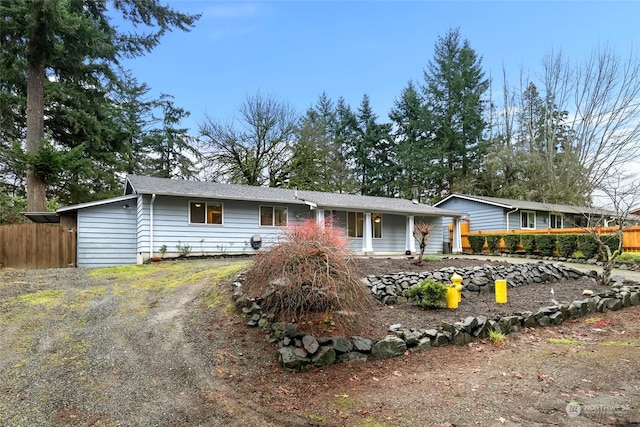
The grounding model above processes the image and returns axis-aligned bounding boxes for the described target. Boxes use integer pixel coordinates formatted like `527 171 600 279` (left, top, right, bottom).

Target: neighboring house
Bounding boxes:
434 193 628 232
33 175 465 267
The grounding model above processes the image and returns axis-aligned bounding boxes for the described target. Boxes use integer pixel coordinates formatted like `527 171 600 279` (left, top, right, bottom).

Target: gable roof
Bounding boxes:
124 175 463 217
434 193 621 217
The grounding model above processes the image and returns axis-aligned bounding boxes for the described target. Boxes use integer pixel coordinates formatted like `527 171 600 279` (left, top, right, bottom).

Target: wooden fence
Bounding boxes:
0 223 76 269
450 221 640 253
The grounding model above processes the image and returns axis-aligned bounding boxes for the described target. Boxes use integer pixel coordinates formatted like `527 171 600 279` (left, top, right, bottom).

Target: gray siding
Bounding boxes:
77 201 137 267
140 195 313 258
438 198 506 231
415 216 444 254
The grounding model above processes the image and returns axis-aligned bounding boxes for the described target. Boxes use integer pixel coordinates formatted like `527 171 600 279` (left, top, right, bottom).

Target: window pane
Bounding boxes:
260 206 273 226
372 213 382 238
190 202 205 223
207 203 222 224
347 212 356 237
274 207 287 226
356 212 364 238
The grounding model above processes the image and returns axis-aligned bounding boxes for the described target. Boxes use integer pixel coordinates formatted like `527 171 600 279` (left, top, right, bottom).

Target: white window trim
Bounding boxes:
549 213 563 229
521 210 536 230
347 211 382 239
189 201 224 225
259 205 288 227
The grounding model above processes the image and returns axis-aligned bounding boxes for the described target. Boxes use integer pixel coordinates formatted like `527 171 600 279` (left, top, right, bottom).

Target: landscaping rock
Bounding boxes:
351 336 373 352
278 346 311 372
331 336 353 353
371 335 407 359
338 351 368 363
302 335 319 354
312 346 336 367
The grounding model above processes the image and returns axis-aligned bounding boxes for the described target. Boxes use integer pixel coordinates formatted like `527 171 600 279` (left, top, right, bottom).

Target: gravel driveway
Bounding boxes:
0 260 295 427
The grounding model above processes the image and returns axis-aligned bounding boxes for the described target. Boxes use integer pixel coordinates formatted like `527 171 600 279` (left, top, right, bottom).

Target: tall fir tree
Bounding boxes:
389 80 432 201
422 28 489 201
0 0 199 211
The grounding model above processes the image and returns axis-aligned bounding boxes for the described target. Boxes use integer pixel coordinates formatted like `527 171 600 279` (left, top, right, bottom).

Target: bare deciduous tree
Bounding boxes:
413 222 433 265
585 169 640 286
199 93 298 186
543 46 640 192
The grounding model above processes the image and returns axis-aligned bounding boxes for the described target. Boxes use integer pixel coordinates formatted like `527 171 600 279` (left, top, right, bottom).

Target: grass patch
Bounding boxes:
599 340 639 347
422 255 441 262
547 338 584 345
18 289 65 305
307 413 326 424
617 252 640 263
334 394 357 411
92 260 249 294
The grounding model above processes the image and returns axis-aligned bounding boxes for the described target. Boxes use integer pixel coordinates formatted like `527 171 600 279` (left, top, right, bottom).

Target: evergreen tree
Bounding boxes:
334 97 359 193
389 80 432 200
422 28 489 200
350 94 394 196
0 0 199 211
146 94 201 179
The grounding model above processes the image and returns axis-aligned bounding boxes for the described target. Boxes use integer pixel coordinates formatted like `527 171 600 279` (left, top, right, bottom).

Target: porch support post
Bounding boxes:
452 217 463 253
315 209 325 228
362 212 373 253
405 215 416 254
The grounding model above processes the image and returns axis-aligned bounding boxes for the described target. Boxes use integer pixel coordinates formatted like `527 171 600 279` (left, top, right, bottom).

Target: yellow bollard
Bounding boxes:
495 279 507 304
451 272 463 303
446 285 459 309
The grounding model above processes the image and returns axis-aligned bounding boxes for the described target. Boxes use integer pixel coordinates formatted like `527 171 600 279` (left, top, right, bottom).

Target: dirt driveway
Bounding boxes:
1 258 639 426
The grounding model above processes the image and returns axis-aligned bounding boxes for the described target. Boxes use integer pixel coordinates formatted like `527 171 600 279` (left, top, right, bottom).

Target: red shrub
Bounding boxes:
242 219 374 336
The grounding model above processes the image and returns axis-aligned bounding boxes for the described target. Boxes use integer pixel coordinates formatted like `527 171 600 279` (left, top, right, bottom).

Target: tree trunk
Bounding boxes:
26 52 47 212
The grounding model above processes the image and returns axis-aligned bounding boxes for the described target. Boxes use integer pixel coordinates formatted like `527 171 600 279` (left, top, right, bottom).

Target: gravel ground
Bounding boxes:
1 257 639 427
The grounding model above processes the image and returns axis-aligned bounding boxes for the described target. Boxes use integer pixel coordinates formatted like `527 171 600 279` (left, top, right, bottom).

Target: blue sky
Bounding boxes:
117 1 640 135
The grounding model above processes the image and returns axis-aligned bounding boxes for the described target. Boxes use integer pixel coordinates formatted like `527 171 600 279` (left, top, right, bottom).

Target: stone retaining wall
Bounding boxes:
365 262 589 305
234 263 640 372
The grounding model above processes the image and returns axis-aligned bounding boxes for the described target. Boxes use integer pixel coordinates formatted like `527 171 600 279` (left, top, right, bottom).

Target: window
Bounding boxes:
573 215 588 228
190 202 223 225
260 206 288 226
372 213 382 238
549 214 562 229
347 212 382 238
347 212 364 238
521 211 536 229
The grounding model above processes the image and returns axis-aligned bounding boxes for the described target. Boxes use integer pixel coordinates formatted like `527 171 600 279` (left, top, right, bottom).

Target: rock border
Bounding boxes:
232 263 640 372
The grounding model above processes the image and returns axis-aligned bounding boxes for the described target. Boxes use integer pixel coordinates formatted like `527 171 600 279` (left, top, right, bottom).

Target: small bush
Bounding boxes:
520 234 536 254
489 329 506 347
486 235 501 253
503 235 520 253
556 235 578 258
242 219 373 336
536 235 557 257
407 279 448 309
468 235 486 254
618 252 640 263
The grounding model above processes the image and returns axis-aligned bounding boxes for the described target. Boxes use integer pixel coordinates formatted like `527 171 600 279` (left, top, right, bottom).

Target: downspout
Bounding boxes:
506 207 519 230
149 194 156 260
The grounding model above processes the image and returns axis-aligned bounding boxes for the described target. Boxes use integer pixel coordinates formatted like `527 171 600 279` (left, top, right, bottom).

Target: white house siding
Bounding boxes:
139 195 313 259
77 201 138 267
